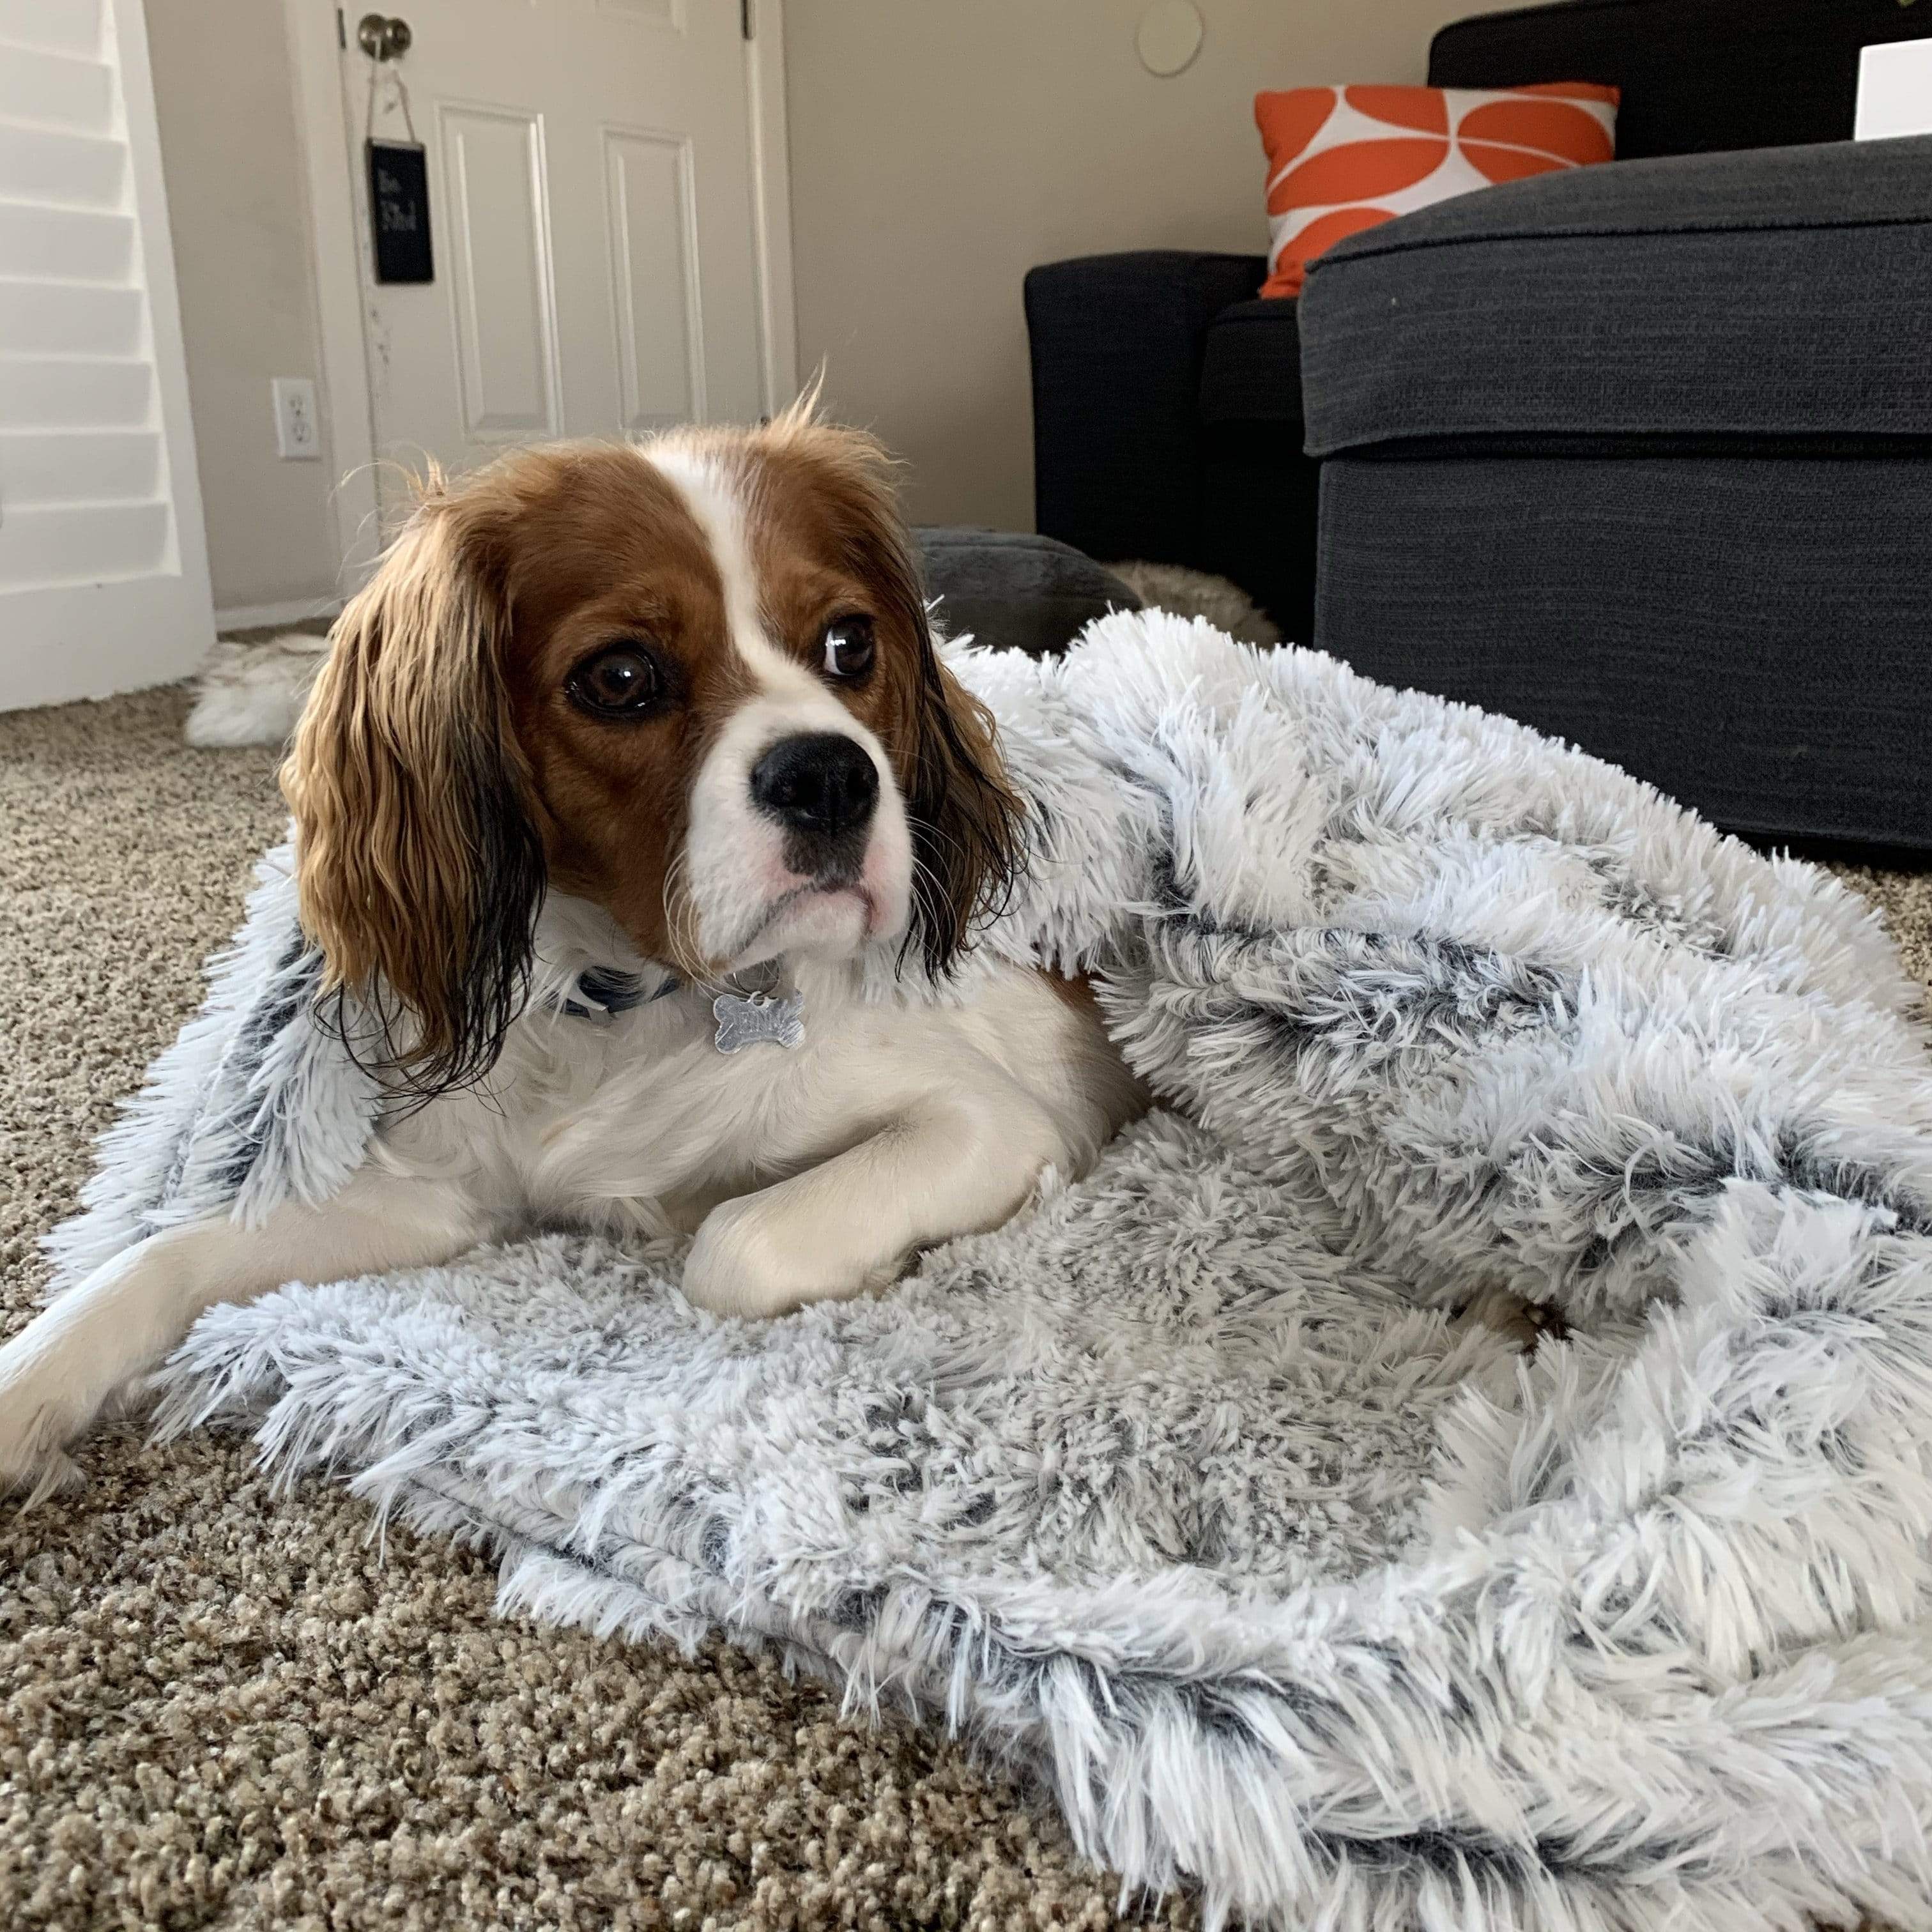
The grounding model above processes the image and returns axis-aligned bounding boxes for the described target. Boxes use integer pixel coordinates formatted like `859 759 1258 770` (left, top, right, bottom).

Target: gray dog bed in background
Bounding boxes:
912 530 1284 656
914 527 1142 656
77 610 1932 1929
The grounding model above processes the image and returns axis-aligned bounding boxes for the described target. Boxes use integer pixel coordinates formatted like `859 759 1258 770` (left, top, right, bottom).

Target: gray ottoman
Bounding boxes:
1301 134 1932 854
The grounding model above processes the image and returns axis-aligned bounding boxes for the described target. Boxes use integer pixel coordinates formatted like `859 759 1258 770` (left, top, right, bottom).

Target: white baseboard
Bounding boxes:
213 595 342 633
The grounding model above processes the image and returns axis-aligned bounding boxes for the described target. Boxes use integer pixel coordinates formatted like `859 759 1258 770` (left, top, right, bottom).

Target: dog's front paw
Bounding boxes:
682 1194 883 1320
0 1346 89 1509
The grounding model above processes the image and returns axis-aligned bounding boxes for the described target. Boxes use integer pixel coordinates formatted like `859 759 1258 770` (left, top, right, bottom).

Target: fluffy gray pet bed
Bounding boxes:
54 613 1932 1929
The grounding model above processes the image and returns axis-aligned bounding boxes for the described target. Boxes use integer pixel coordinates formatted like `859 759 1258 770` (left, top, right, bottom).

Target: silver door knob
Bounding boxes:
357 13 412 60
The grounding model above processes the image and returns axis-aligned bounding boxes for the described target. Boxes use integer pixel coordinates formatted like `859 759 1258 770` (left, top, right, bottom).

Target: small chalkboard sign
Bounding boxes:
367 140 433 284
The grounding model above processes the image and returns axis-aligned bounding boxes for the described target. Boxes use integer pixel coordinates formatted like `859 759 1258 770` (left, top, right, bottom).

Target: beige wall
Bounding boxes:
785 0 1471 532
146 0 341 617
146 0 1472 602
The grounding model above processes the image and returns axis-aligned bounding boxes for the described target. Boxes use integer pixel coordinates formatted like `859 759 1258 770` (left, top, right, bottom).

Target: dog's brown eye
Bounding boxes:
820 615 875 682
569 643 663 717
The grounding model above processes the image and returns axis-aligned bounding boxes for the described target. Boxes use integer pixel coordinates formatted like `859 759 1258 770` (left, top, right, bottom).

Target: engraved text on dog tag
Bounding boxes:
712 987 806 1053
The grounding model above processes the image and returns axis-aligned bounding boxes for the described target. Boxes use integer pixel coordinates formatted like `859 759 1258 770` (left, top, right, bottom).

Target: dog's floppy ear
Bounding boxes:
775 416 1024 976
900 627 1025 977
282 481 544 1094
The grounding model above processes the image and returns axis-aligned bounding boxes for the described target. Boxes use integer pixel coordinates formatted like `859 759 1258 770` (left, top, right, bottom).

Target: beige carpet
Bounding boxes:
1 686 1926 1931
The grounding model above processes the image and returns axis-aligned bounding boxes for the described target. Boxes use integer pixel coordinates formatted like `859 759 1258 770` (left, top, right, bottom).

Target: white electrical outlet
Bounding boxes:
272 377 321 460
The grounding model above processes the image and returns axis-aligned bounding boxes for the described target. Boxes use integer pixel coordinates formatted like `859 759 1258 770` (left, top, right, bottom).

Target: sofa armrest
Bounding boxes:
1298 137 1932 460
1025 250 1264 565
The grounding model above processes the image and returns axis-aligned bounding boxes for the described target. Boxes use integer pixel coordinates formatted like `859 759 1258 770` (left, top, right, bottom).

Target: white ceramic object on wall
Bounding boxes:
1137 0 1203 79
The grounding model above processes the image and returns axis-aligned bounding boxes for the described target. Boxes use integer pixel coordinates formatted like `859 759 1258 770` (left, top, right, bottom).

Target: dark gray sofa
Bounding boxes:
1023 0 1932 850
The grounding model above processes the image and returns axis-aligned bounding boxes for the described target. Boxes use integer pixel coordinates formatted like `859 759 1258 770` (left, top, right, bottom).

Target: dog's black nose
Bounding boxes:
750 733 879 839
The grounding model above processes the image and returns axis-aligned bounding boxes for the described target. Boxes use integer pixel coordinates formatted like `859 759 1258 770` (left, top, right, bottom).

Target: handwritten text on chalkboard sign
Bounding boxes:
366 140 433 284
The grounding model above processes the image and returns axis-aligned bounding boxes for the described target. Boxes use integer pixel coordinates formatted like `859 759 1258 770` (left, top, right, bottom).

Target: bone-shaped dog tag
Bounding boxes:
712 987 806 1053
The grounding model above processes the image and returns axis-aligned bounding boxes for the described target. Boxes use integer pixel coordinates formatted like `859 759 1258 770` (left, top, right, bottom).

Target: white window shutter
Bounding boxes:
0 0 214 710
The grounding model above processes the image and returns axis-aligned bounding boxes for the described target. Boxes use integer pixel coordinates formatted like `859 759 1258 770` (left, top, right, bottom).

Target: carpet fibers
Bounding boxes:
1 684 1926 1931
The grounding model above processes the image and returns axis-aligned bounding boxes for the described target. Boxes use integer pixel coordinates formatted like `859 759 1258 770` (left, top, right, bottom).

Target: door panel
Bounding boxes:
598 0 680 26
440 104 559 440
604 128 701 431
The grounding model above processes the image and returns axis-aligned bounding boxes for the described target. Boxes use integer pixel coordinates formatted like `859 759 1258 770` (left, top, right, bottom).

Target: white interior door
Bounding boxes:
338 0 769 520
0 0 214 711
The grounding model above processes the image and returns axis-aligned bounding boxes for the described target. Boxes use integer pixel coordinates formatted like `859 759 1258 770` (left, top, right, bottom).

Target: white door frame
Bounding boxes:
280 0 799 592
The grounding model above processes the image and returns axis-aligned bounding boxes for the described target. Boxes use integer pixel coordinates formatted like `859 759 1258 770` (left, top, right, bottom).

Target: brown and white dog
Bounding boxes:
0 410 1144 1498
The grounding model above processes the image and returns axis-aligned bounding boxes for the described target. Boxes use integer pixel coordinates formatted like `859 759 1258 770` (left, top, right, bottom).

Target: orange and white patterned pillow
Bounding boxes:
1255 83 1620 299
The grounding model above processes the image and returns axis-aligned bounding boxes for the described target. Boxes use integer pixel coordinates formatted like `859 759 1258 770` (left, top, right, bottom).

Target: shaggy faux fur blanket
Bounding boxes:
53 614 1932 1931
